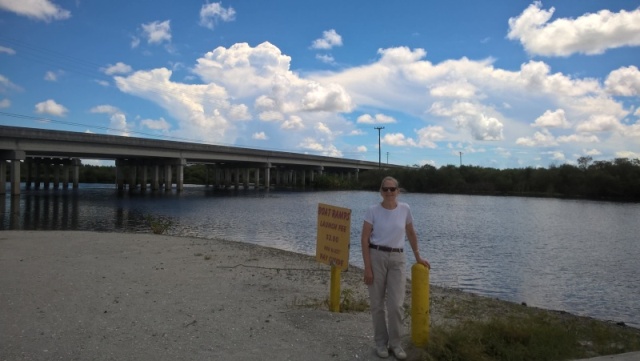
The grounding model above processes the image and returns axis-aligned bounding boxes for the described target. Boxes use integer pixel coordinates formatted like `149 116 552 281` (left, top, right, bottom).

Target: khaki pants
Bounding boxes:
368 248 406 348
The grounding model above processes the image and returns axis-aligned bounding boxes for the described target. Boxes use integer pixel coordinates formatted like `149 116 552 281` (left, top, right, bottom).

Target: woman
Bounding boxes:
361 176 430 359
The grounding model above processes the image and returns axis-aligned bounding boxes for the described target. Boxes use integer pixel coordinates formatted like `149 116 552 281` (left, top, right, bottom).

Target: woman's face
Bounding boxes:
380 179 398 199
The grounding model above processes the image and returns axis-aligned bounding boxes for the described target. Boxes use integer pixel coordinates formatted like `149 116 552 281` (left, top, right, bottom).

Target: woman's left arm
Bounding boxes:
406 222 431 269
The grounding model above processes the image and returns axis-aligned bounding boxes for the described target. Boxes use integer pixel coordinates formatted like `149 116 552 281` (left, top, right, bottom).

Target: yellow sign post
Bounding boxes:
316 203 351 312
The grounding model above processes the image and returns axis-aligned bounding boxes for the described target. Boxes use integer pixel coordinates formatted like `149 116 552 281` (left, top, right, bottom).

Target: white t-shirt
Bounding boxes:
364 202 413 248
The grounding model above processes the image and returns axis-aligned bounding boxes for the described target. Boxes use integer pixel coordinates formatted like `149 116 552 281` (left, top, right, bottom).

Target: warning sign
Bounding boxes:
316 203 351 271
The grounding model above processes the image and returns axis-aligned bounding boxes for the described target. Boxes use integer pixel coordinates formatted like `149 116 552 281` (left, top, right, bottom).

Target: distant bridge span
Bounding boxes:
0 125 399 194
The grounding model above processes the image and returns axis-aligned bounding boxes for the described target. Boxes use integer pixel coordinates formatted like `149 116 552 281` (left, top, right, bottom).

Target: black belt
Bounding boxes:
369 244 403 253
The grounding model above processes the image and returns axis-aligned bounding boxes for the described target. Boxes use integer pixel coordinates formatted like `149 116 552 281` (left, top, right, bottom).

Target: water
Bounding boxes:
2 184 639 328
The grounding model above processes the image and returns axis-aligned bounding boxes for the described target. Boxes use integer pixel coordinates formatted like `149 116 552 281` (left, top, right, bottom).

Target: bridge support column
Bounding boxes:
128 164 137 191
164 165 172 191
264 164 271 189
53 163 60 189
62 162 70 189
0 161 5 194
10 159 21 195
0 152 22 195
254 167 260 189
151 165 159 191
115 159 125 190
140 165 148 191
43 161 51 189
71 158 81 189
24 160 31 190
33 159 41 190
176 160 184 192
244 168 250 189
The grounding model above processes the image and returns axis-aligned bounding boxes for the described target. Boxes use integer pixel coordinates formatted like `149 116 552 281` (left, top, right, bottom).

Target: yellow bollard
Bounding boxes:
330 265 341 312
411 263 430 347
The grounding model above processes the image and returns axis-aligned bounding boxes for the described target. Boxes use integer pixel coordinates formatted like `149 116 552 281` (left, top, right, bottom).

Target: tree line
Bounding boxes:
20 157 639 202
357 157 640 202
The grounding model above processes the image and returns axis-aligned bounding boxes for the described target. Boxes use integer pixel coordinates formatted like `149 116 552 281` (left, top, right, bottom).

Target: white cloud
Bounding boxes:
281 115 303 130
383 133 417 147
316 54 335 65
0 98 10 108
102 62 133 75
0 74 21 93
616 150 640 159
532 109 570 128
108 112 129 136
131 36 141 49
252 131 267 140
141 117 170 131
0 0 70 22
605 66 640 96
576 114 623 133
108 40 635 163
549 151 566 161
430 102 503 141
44 70 63 82
508 2 640 57
430 81 477 99
35 99 68 116
315 122 332 135
583 148 601 156
90 104 130 135
416 125 446 148
311 29 343 50
90 105 121 114
199 2 236 30
228 104 251 121
516 129 557 147
468 114 503 141
194 42 353 114
141 20 171 45
557 134 599 143
0 46 16 55
356 145 367 152
115 67 236 141
356 113 396 124
298 137 342 157
259 110 283 122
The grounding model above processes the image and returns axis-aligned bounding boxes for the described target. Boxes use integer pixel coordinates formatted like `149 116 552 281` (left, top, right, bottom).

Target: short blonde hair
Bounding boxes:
379 176 399 190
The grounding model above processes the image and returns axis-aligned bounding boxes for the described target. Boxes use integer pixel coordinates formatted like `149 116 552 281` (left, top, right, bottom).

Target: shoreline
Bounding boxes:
1 231 638 361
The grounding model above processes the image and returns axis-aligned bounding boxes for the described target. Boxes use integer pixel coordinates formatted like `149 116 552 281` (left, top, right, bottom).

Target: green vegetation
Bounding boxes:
144 214 173 234
422 314 640 361
408 288 640 361
360 157 640 202
335 288 369 312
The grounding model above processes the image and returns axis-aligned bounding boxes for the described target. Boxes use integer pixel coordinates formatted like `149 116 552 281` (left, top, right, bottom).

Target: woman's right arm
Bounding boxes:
361 221 374 285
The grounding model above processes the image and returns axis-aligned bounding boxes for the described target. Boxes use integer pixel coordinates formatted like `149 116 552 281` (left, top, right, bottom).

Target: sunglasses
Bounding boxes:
381 187 397 192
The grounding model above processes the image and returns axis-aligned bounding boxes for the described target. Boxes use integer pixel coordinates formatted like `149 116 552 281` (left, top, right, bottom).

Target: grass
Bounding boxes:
292 287 369 313
144 214 173 234
415 292 640 361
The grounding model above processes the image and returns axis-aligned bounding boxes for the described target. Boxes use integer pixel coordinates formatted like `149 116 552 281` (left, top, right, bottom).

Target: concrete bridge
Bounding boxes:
0 125 395 195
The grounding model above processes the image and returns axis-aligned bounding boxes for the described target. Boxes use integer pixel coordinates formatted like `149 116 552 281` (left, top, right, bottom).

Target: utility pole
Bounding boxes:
459 151 463 167
374 126 384 169
386 152 389 164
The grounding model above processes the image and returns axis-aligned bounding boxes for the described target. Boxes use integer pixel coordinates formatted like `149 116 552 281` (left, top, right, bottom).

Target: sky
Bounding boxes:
0 0 639 169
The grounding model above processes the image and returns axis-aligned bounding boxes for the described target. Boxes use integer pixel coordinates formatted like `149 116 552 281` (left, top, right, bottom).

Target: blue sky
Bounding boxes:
1 0 639 168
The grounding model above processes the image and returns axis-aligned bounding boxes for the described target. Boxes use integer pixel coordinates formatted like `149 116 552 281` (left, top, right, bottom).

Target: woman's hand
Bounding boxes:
363 267 374 285
416 257 431 269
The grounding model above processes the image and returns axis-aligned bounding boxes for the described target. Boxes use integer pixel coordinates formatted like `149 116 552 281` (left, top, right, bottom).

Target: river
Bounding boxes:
2 184 638 328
